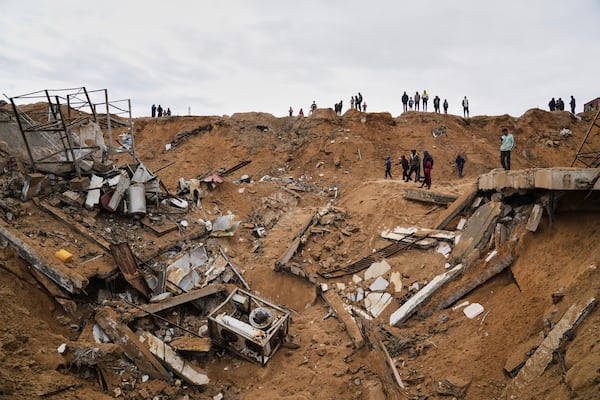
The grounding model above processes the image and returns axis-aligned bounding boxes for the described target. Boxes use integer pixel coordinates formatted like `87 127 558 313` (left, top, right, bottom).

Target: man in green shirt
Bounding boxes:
500 128 515 170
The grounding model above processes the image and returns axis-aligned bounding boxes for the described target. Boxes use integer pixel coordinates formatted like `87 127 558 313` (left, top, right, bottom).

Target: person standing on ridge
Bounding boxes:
157 104 163 117
500 127 515 170
299 108 304 117
549 97 556 111
443 99 448 114
402 91 409 112
409 97 414 110
462 96 469 118
151 104 156 118
433 96 440 113
414 91 421 111
455 154 465 177
570 96 576 114
422 90 429 112
385 155 393 179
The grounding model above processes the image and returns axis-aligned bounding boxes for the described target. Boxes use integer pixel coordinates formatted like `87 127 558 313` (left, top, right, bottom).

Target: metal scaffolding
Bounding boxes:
9 87 135 176
572 108 600 168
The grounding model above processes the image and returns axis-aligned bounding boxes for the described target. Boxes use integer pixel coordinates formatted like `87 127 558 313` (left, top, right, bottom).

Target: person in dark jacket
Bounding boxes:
402 91 409 112
407 150 420 182
455 154 465 177
548 98 556 111
420 150 434 188
385 155 392 179
399 155 410 182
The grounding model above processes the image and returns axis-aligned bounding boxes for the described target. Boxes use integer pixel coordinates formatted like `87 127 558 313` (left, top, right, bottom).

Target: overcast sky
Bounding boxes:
1 1 599 118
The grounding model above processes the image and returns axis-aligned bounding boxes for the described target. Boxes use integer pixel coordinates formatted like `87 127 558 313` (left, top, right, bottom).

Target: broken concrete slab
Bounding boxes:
364 260 391 280
451 200 503 265
369 276 390 292
390 264 464 326
95 308 170 381
0 223 88 294
433 182 479 230
85 174 103 209
526 204 544 232
437 255 514 310
478 168 600 191
504 297 597 397
140 332 210 385
403 188 458 205
364 292 393 318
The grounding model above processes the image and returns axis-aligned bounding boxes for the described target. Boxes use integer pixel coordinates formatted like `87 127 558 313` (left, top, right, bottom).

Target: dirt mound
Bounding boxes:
1 106 599 399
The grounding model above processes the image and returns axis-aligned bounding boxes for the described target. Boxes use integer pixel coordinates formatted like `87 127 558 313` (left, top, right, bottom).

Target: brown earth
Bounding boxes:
0 105 599 400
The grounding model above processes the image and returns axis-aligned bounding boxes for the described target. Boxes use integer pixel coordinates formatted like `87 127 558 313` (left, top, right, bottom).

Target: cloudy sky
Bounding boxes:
1 1 599 118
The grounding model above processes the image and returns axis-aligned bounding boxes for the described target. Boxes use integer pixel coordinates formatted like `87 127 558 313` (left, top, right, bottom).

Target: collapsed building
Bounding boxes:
0 93 599 399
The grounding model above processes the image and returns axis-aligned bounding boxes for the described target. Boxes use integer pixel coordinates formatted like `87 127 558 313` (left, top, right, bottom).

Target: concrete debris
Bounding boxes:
364 260 391 280
463 303 484 319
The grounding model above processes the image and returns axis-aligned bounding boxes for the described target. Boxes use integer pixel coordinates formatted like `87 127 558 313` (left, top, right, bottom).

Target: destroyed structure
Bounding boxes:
0 95 599 399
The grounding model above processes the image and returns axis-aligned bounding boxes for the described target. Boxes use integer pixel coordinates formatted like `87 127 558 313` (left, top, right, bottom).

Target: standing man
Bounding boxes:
151 104 156 118
443 99 448 114
402 91 409 112
414 91 421 111
500 127 515 170
433 96 440 113
462 96 469 118
455 154 465 177
157 104 163 117
422 90 429 112
570 96 576 114
408 150 421 182
385 156 393 179
549 98 556 111
399 155 410 182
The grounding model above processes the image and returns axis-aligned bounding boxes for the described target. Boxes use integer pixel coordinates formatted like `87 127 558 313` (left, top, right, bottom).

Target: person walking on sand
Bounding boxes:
399 155 410 182
385 155 393 179
500 127 515 170
455 154 465 177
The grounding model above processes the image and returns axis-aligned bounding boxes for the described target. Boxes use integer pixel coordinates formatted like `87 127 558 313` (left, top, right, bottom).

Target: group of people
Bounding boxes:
401 91 468 117
350 92 366 112
385 149 436 189
548 96 576 114
151 104 171 117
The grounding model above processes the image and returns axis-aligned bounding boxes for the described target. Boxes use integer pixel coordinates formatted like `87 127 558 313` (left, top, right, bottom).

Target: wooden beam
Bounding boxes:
320 288 364 349
95 307 170 381
128 284 227 319
433 182 479 229
436 255 514 310
403 188 458 205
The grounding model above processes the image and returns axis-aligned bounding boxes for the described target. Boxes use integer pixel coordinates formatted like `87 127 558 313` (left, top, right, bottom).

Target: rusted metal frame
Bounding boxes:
9 97 37 171
82 86 97 122
45 89 60 121
572 108 600 167
104 89 114 155
55 95 82 177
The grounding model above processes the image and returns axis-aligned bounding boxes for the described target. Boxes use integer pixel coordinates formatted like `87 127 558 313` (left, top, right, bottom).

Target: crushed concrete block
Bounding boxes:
364 292 393 318
369 276 389 292
21 173 51 201
69 176 90 192
60 190 84 207
463 303 484 319
364 260 391 280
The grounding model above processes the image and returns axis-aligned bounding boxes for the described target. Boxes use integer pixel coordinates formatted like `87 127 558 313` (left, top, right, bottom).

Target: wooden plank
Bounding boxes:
141 216 178 236
436 255 514 310
141 332 210 385
110 242 151 298
34 198 112 252
94 307 170 380
403 188 458 205
320 288 364 349
390 264 463 327
169 336 212 352
504 297 597 397
433 183 479 229
0 223 88 294
129 284 227 318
